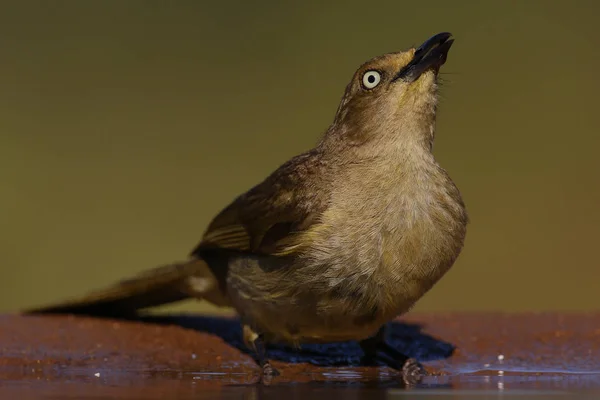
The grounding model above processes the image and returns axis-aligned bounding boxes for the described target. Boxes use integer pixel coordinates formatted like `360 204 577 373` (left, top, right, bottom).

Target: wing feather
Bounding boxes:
190 150 329 259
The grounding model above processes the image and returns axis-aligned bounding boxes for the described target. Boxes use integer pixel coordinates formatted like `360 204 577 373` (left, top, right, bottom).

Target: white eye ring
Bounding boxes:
362 70 381 89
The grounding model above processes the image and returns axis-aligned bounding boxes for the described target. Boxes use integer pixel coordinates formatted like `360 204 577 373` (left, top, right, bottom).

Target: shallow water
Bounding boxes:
2 368 600 399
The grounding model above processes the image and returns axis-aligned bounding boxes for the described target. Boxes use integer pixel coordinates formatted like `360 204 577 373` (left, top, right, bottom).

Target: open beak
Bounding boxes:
393 32 454 82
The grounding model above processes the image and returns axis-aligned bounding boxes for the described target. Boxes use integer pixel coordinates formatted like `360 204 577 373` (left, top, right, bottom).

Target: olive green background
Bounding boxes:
2 1 599 313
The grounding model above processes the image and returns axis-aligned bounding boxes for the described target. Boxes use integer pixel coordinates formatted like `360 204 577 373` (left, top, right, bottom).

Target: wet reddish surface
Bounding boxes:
1 313 599 398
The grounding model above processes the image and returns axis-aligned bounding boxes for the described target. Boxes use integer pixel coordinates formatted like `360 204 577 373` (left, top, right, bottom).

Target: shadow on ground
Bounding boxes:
139 314 455 367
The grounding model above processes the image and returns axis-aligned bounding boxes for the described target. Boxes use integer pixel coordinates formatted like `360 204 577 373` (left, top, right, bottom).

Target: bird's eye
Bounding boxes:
362 70 381 89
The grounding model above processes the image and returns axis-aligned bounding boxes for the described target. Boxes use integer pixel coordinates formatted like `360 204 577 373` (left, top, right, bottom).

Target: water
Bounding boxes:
2 367 600 399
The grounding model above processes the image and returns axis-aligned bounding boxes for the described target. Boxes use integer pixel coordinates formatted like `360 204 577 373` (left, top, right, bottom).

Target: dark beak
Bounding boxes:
393 32 454 82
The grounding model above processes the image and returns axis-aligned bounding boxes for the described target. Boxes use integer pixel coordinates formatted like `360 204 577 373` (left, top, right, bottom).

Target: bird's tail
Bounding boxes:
24 257 230 318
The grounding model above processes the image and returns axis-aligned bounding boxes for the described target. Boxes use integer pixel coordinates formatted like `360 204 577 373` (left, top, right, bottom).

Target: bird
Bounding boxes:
27 32 467 384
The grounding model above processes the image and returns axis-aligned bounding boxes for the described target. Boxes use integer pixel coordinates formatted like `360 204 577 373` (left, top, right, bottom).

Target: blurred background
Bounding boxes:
1 1 598 314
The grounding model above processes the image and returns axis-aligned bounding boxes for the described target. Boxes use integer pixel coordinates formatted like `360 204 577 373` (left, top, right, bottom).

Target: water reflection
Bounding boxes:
2 370 597 399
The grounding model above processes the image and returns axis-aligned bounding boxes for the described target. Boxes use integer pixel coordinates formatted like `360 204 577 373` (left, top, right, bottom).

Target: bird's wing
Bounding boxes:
191 151 329 257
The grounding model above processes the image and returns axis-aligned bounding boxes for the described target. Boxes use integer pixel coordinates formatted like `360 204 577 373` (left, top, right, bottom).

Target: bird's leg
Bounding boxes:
358 331 380 366
359 325 425 384
243 324 280 377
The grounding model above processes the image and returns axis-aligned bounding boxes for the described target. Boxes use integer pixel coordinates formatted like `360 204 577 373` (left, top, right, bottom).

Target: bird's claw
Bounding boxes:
259 362 280 385
401 358 425 385
262 362 280 377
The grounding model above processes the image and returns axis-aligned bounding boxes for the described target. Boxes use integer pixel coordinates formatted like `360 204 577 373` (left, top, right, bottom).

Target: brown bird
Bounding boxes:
28 32 467 383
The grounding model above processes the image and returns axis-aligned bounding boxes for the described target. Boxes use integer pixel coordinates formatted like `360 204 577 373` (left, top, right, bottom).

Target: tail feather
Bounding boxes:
25 258 228 317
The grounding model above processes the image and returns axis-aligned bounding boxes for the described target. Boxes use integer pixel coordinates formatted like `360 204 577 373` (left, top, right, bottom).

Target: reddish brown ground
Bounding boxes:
1 313 599 398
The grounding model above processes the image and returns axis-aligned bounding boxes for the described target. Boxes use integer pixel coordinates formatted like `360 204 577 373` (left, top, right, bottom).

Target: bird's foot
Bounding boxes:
262 362 280 377
259 362 280 385
244 325 280 382
400 357 425 385
359 326 427 385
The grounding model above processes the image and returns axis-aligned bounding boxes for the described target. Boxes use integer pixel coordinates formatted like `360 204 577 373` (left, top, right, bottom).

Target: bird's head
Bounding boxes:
322 32 454 155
